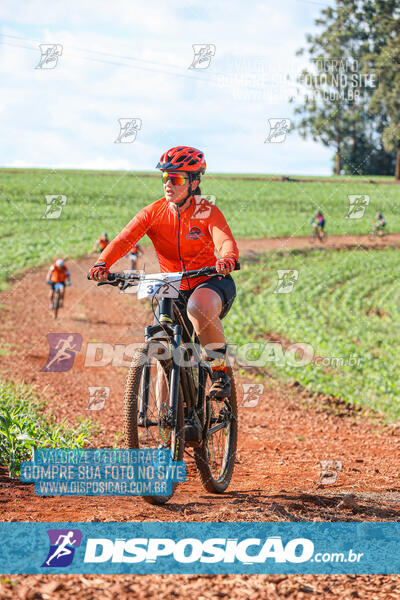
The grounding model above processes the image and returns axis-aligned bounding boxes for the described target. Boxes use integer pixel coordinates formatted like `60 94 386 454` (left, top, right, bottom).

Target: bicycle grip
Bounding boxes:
87 272 116 281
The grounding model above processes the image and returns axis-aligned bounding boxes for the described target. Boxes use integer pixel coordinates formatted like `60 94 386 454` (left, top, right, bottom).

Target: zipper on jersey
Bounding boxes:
177 207 190 290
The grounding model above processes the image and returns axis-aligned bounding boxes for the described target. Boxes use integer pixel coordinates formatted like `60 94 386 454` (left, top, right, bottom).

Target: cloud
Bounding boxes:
0 0 331 174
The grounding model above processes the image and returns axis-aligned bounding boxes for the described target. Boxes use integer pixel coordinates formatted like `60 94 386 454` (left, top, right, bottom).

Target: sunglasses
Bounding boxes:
162 172 189 186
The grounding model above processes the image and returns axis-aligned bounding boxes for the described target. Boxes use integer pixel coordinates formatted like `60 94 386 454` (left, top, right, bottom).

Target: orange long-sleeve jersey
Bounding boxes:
99 197 239 290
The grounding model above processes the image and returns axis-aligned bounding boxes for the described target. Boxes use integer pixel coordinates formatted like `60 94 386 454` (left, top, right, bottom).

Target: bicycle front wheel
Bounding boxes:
194 365 238 493
53 288 60 319
123 341 184 504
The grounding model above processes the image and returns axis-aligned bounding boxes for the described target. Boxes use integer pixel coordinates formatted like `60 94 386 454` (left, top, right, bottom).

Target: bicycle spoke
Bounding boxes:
138 357 171 449
205 399 232 479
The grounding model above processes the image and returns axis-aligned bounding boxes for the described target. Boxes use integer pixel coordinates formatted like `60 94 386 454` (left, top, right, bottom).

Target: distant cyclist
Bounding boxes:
89 146 239 398
127 243 144 270
372 211 386 236
93 232 110 253
311 210 325 240
46 259 70 309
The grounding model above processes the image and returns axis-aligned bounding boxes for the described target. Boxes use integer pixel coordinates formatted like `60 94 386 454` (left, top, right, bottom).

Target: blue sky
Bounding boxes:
0 0 335 174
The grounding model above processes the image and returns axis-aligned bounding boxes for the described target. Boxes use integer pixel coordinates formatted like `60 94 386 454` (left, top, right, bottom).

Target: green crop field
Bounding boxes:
225 248 400 421
1 168 400 286
0 168 398 420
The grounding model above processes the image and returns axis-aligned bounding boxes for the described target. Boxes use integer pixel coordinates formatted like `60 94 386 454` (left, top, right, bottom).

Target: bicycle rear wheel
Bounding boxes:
52 288 60 319
123 341 184 504
194 365 238 493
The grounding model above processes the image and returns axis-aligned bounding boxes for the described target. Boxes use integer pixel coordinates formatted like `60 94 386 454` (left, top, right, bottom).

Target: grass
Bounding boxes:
1 168 400 286
224 248 400 421
1 167 399 423
0 381 96 477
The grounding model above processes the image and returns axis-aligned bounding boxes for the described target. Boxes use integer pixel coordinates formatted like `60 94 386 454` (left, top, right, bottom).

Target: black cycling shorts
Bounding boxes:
154 274 236 340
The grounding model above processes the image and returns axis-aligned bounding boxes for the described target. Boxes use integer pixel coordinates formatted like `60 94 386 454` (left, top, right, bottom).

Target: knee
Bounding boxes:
187 291 221 321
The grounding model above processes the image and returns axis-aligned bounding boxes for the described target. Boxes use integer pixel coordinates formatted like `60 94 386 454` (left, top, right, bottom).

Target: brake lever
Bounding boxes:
120 280 135 291
97 280 120 287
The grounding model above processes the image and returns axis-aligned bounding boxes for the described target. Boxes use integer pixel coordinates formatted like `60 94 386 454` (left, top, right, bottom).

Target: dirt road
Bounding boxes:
0 238 399 598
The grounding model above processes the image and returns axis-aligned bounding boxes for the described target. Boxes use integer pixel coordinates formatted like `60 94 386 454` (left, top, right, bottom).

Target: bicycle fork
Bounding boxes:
138 324 182 430
167 324 182 428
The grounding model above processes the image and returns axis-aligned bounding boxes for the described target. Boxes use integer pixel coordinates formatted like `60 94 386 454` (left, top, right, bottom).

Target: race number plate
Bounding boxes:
137 273 182 299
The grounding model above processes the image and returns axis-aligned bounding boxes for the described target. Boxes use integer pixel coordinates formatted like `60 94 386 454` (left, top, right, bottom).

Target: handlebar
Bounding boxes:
87 263 240 287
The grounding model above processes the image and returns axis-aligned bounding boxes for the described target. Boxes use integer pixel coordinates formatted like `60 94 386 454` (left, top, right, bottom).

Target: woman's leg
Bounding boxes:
186 287 230 398
186 287 224 348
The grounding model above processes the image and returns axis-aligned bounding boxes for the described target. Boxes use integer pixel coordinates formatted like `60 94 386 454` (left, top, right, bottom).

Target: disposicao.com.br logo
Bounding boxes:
42 529 82 567
81 536 362 565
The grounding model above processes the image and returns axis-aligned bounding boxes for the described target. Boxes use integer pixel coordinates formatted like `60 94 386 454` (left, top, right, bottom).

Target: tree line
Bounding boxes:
291 0 400 179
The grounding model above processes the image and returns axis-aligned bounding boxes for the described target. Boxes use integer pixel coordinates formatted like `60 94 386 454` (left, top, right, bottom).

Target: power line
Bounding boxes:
0 36 297 93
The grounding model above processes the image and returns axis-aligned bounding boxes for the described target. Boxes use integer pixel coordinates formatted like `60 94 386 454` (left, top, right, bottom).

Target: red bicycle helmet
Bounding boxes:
156 146 206 174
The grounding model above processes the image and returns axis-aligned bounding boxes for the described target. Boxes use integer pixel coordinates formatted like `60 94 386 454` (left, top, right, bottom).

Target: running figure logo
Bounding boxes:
275 270 299 294
41 334 82 372
35 44 63 69
264 118 291 143
188 44 216 69
319 460 342 485
346 195 370 219
240 383 264 407
42 195 67 219
86 386 110 410
114 118 142 143
42 529 82 567
192 195 216 219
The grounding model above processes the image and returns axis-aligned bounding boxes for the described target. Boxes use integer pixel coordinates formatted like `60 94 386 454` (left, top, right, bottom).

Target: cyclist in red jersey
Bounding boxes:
126 243 144 270
46 258 71 308
89 146 239 398
93 232 109 253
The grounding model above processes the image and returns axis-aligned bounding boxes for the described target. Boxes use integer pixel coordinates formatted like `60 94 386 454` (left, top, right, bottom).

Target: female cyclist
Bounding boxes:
88 146 239 398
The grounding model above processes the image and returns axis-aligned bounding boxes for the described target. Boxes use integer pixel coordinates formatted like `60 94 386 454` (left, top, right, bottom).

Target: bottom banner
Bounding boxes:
0 522 399 574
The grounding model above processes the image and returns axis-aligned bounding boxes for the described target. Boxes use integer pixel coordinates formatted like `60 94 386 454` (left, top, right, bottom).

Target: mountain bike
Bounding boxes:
51 283 64 319
92 265 239 505
310 224 326 243
368 224 387 240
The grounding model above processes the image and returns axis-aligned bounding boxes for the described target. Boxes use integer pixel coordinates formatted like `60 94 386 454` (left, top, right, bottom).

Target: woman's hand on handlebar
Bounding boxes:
215 257 237 276
88 261 110 281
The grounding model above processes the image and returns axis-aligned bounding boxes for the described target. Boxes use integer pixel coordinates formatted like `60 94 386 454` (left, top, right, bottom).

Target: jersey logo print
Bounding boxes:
186 226 204 240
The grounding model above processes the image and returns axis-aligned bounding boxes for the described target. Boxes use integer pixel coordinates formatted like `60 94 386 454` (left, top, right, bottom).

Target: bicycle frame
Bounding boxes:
90 263 239 442
141 295 211 437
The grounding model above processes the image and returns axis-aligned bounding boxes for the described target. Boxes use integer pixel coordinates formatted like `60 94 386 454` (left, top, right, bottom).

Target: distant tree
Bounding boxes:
368 31 400 179
356 0 400 179
339 113 396 175
292 0 399 178
291 0 368 175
